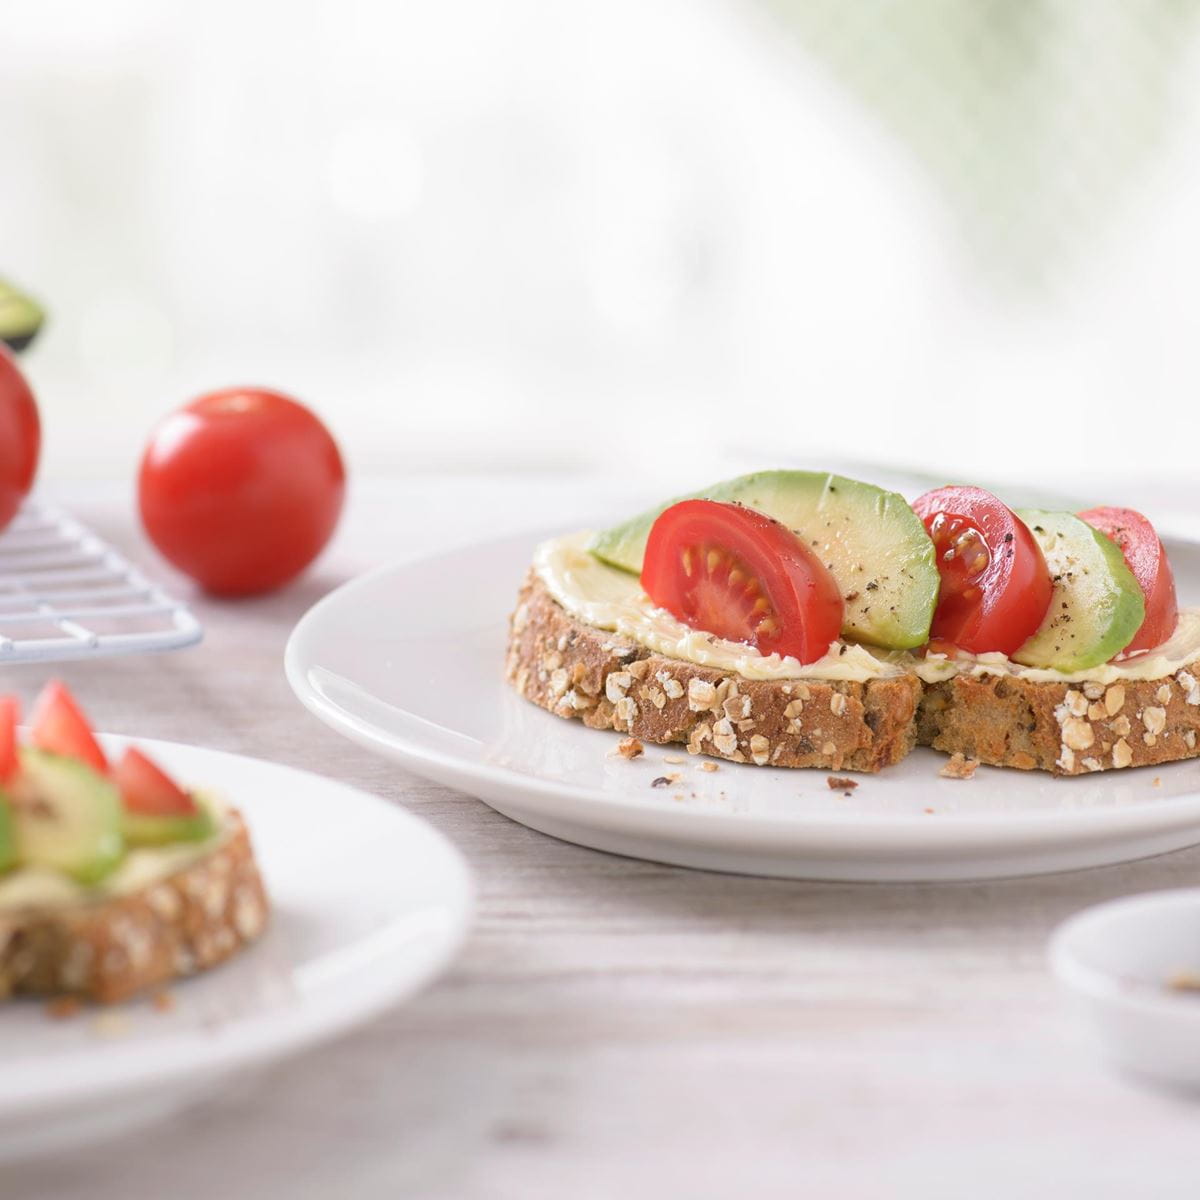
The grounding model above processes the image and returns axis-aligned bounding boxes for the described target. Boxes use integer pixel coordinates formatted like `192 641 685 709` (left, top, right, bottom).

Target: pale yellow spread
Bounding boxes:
535 531 1200 686
0 795 226 912
915 608 1200 685
534 533 906 682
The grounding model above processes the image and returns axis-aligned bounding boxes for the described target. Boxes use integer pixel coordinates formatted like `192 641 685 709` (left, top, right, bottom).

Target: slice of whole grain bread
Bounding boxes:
508 569 1200 777
0 810 268 1004
917 670 1200 775
506 572 920 773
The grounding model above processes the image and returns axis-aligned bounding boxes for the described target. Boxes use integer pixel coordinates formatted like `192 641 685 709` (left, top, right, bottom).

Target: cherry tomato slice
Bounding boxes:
29 681 107 773
0 696 18 783
1078 506 1178 654
640 499 844 665
912 486 1052 657
114 747 199 817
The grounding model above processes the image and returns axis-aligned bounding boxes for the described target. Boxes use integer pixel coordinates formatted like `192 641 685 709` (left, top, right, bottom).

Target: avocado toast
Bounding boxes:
507 471 1200 776
0 683 268 1003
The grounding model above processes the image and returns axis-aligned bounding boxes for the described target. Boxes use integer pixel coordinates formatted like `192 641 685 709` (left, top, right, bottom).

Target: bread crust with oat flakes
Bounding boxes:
506 571 922 773
917 670 1200 776
508 569 1200 777
0 810 268 1004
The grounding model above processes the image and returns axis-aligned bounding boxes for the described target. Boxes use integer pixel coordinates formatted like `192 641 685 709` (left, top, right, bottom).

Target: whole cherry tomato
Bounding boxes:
138 388 345 596
0 346 41 533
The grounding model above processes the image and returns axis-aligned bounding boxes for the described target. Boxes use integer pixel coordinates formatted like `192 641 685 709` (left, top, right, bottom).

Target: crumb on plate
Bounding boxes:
1167 969 1200 993
153 990 176 1013
699 761 719 773
614 737 644 760
826 776 858 792
939 753 979 780
651 773 681 788
663 754 685 765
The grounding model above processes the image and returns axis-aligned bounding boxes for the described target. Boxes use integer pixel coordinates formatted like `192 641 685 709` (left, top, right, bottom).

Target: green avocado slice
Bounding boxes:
1012 510 1145 672
122 803 216 848
10 748 124 885
0 279 45 353
0 794 15 874
588 469 939 650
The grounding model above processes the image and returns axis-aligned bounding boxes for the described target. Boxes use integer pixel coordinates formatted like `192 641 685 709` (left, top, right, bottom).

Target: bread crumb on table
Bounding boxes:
939 753 980 780
1167 969 1200 993
614 737 644 760
663 754 685 765
826 776 858 792
45 995 82 1021
651 773 681 788
698 761 719 773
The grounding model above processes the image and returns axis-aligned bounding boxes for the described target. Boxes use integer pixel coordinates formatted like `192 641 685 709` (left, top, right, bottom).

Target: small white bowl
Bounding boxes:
1049 889 1200 1091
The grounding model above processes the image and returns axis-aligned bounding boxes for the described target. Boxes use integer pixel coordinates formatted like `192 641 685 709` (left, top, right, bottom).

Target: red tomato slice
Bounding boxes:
912 486 1053 657
114 747 199 816
29 681 107 773
640 499 844 665
0 696 18 783
1078 506 1178 654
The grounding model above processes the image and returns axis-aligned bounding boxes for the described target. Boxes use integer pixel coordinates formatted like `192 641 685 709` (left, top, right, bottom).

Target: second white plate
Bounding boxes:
0 735 473 1159
285 532 1200 882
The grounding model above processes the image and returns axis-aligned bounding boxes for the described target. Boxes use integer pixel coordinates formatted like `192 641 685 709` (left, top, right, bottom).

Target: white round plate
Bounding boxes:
285 532 1200 883
0 735 472 1160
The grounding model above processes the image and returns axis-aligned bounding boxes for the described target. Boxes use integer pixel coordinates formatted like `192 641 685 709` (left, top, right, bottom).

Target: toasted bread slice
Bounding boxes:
509 570 1200 777
917 672 1200 776
507 571 921 772
0 810 268 1004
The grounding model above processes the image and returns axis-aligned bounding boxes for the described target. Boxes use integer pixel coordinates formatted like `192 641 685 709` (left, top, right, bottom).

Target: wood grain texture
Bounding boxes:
8 478 1200 1200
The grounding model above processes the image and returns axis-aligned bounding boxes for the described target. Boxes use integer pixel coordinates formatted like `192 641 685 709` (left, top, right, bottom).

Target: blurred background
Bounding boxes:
4 0 1200 499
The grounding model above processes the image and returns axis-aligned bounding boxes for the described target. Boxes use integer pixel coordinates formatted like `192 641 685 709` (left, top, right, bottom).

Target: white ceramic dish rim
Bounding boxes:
0 734 475 1120
284 534 1200 846
1048 888 1200 1023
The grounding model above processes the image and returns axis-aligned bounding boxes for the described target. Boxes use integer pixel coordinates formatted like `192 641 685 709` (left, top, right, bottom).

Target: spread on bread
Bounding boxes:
509 470 1200 776
0 681 269 1002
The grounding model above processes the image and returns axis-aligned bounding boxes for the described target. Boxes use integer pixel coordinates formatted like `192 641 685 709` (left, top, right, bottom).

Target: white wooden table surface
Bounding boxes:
8 474 1200 1200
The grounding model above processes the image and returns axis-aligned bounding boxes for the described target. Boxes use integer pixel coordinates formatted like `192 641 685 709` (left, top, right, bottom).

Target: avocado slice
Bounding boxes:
1012 510 1145 672
589 470 939 649
0 279 44 353
122 802 215 848
0 794 15 874
10 748 124 885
